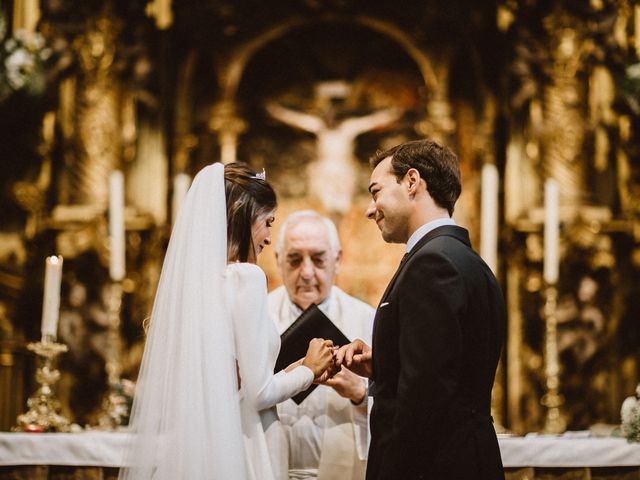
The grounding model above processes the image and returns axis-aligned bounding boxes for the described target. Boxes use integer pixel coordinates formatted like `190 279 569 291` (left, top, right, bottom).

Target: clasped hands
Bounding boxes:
300 338 372 404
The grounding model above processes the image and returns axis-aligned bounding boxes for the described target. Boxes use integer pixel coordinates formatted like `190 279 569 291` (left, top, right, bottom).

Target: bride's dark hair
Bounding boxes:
224 162 277 262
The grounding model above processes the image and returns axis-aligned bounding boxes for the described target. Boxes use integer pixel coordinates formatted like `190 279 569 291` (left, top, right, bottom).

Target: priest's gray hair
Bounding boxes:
276 210 341 258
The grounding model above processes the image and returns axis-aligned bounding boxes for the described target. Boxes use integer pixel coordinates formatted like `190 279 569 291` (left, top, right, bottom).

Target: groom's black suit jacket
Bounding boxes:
368 225 506 480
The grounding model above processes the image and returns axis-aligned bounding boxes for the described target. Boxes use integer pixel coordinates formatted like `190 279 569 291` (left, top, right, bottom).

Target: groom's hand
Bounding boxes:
323 366 367 403
335 339 372 379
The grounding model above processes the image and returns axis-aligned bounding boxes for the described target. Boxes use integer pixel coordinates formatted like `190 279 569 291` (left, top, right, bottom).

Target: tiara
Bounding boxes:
251 168 266 181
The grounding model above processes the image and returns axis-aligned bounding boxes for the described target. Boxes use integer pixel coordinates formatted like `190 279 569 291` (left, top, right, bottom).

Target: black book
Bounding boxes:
275 304 350 404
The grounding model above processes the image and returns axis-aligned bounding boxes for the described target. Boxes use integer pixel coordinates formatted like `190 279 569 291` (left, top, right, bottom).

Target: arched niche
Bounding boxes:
221 17 434 305
206 15 450 167
220 15 439 104
235 19 427 199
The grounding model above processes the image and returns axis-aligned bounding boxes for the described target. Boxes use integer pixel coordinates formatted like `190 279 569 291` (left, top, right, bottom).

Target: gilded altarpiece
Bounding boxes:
0 1 165 428
0 0 639 438
502 0 640 433
177 7 502 309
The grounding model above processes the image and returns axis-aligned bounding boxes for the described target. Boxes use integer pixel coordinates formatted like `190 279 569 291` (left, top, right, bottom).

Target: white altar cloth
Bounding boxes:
0 432 129 467
498 434 640 468
1 431 639 468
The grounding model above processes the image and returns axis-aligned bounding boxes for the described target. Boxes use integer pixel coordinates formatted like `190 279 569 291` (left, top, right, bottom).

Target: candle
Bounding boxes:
480 163 499 275
41 256 63 340
635 5 640 57
109 171 126 282
172 173 191 225
12 0 41 34
544 179 560 284
42 112 55 144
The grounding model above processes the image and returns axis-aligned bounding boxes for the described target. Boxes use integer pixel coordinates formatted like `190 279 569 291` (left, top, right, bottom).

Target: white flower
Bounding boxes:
621 386 640 442
13 29 28 43
5 48 34 90
121 379 136 397
621 396 637 425
39 47 51 61
0 30 49 99
5 48 32 71
627 63 640 80
30 33 45 51
5 66 26 90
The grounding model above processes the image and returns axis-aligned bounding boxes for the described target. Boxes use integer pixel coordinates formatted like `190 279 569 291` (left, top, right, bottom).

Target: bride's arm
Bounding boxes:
229 264 314 411
284 358 303 372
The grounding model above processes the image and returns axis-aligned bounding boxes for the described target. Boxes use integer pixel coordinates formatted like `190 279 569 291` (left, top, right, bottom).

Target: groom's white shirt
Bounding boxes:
406 217 456 253
268 285 374 479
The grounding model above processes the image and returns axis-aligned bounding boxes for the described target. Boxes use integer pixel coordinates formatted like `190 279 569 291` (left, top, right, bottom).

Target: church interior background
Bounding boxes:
0 0 639 442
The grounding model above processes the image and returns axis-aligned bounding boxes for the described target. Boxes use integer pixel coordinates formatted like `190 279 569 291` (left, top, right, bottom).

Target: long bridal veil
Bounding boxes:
120 163 247 479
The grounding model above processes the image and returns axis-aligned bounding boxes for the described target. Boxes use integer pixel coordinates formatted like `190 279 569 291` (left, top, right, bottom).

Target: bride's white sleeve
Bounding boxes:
229 263 314 411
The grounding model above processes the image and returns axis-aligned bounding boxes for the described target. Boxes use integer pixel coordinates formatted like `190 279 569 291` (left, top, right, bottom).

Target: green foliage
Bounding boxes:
617 62 640 116
0 11 50 102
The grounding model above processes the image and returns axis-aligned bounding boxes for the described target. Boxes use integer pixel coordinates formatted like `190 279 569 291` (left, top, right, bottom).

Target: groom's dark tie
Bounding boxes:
379 252 410 302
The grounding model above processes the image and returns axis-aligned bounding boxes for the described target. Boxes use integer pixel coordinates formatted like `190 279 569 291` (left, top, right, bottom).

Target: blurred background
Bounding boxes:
0 0 639 436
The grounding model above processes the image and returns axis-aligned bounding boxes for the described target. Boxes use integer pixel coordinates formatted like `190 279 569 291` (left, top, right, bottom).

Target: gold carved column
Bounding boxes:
209 100 247 164
70 9 122 207
12 0 40 33
541 20 587 215
421 56 455 145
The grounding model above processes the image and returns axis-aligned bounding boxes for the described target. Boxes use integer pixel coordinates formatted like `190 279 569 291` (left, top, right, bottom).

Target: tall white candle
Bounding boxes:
12 0 41 34
109 170 126 282
635 5 640 56
480 163 499 275
172 173 191 225
544 179 560 284
41 256 63 340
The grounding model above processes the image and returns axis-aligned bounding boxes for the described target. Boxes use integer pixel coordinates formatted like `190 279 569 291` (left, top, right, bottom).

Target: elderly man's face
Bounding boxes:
278 219 341 310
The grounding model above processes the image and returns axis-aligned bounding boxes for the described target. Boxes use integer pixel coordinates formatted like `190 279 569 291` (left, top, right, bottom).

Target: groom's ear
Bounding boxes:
406 168 422 197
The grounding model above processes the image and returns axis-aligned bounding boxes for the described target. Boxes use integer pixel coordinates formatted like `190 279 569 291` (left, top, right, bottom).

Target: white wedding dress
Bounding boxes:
227 262 314 480
120 163 313 480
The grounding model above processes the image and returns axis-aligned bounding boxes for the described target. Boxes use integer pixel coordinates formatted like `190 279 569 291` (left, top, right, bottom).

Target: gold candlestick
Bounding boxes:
541 285 567 434
15 339 70 432
97 281 129 429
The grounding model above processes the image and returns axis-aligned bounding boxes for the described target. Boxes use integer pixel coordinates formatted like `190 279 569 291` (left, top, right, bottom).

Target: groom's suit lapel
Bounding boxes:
372 226 463 350
376 253 409 308
371 225 471 381
377 225 470 306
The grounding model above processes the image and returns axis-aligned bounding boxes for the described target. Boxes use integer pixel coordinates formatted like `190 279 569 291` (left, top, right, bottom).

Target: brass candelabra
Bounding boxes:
15 338 70 432
541 285 567 434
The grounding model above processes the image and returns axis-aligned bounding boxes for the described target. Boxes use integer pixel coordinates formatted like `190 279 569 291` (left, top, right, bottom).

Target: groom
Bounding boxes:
336 139 506 480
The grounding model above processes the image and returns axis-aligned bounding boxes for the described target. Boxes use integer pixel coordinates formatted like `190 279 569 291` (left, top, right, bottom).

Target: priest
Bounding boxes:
268 210 374 480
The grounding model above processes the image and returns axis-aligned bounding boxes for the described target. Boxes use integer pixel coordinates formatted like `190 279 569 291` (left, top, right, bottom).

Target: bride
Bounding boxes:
119 162 334 480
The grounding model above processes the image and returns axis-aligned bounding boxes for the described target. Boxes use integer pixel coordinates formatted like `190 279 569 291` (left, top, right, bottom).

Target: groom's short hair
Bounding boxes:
371 139 461 216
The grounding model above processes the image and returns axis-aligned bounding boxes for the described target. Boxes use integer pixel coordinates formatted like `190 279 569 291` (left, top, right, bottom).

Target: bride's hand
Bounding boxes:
302 338 334 379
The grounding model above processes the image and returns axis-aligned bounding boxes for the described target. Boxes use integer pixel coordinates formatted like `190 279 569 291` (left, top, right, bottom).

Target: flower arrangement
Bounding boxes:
621 383 640 442
0 12 51 102
615 61 640 117
99 379 135 428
